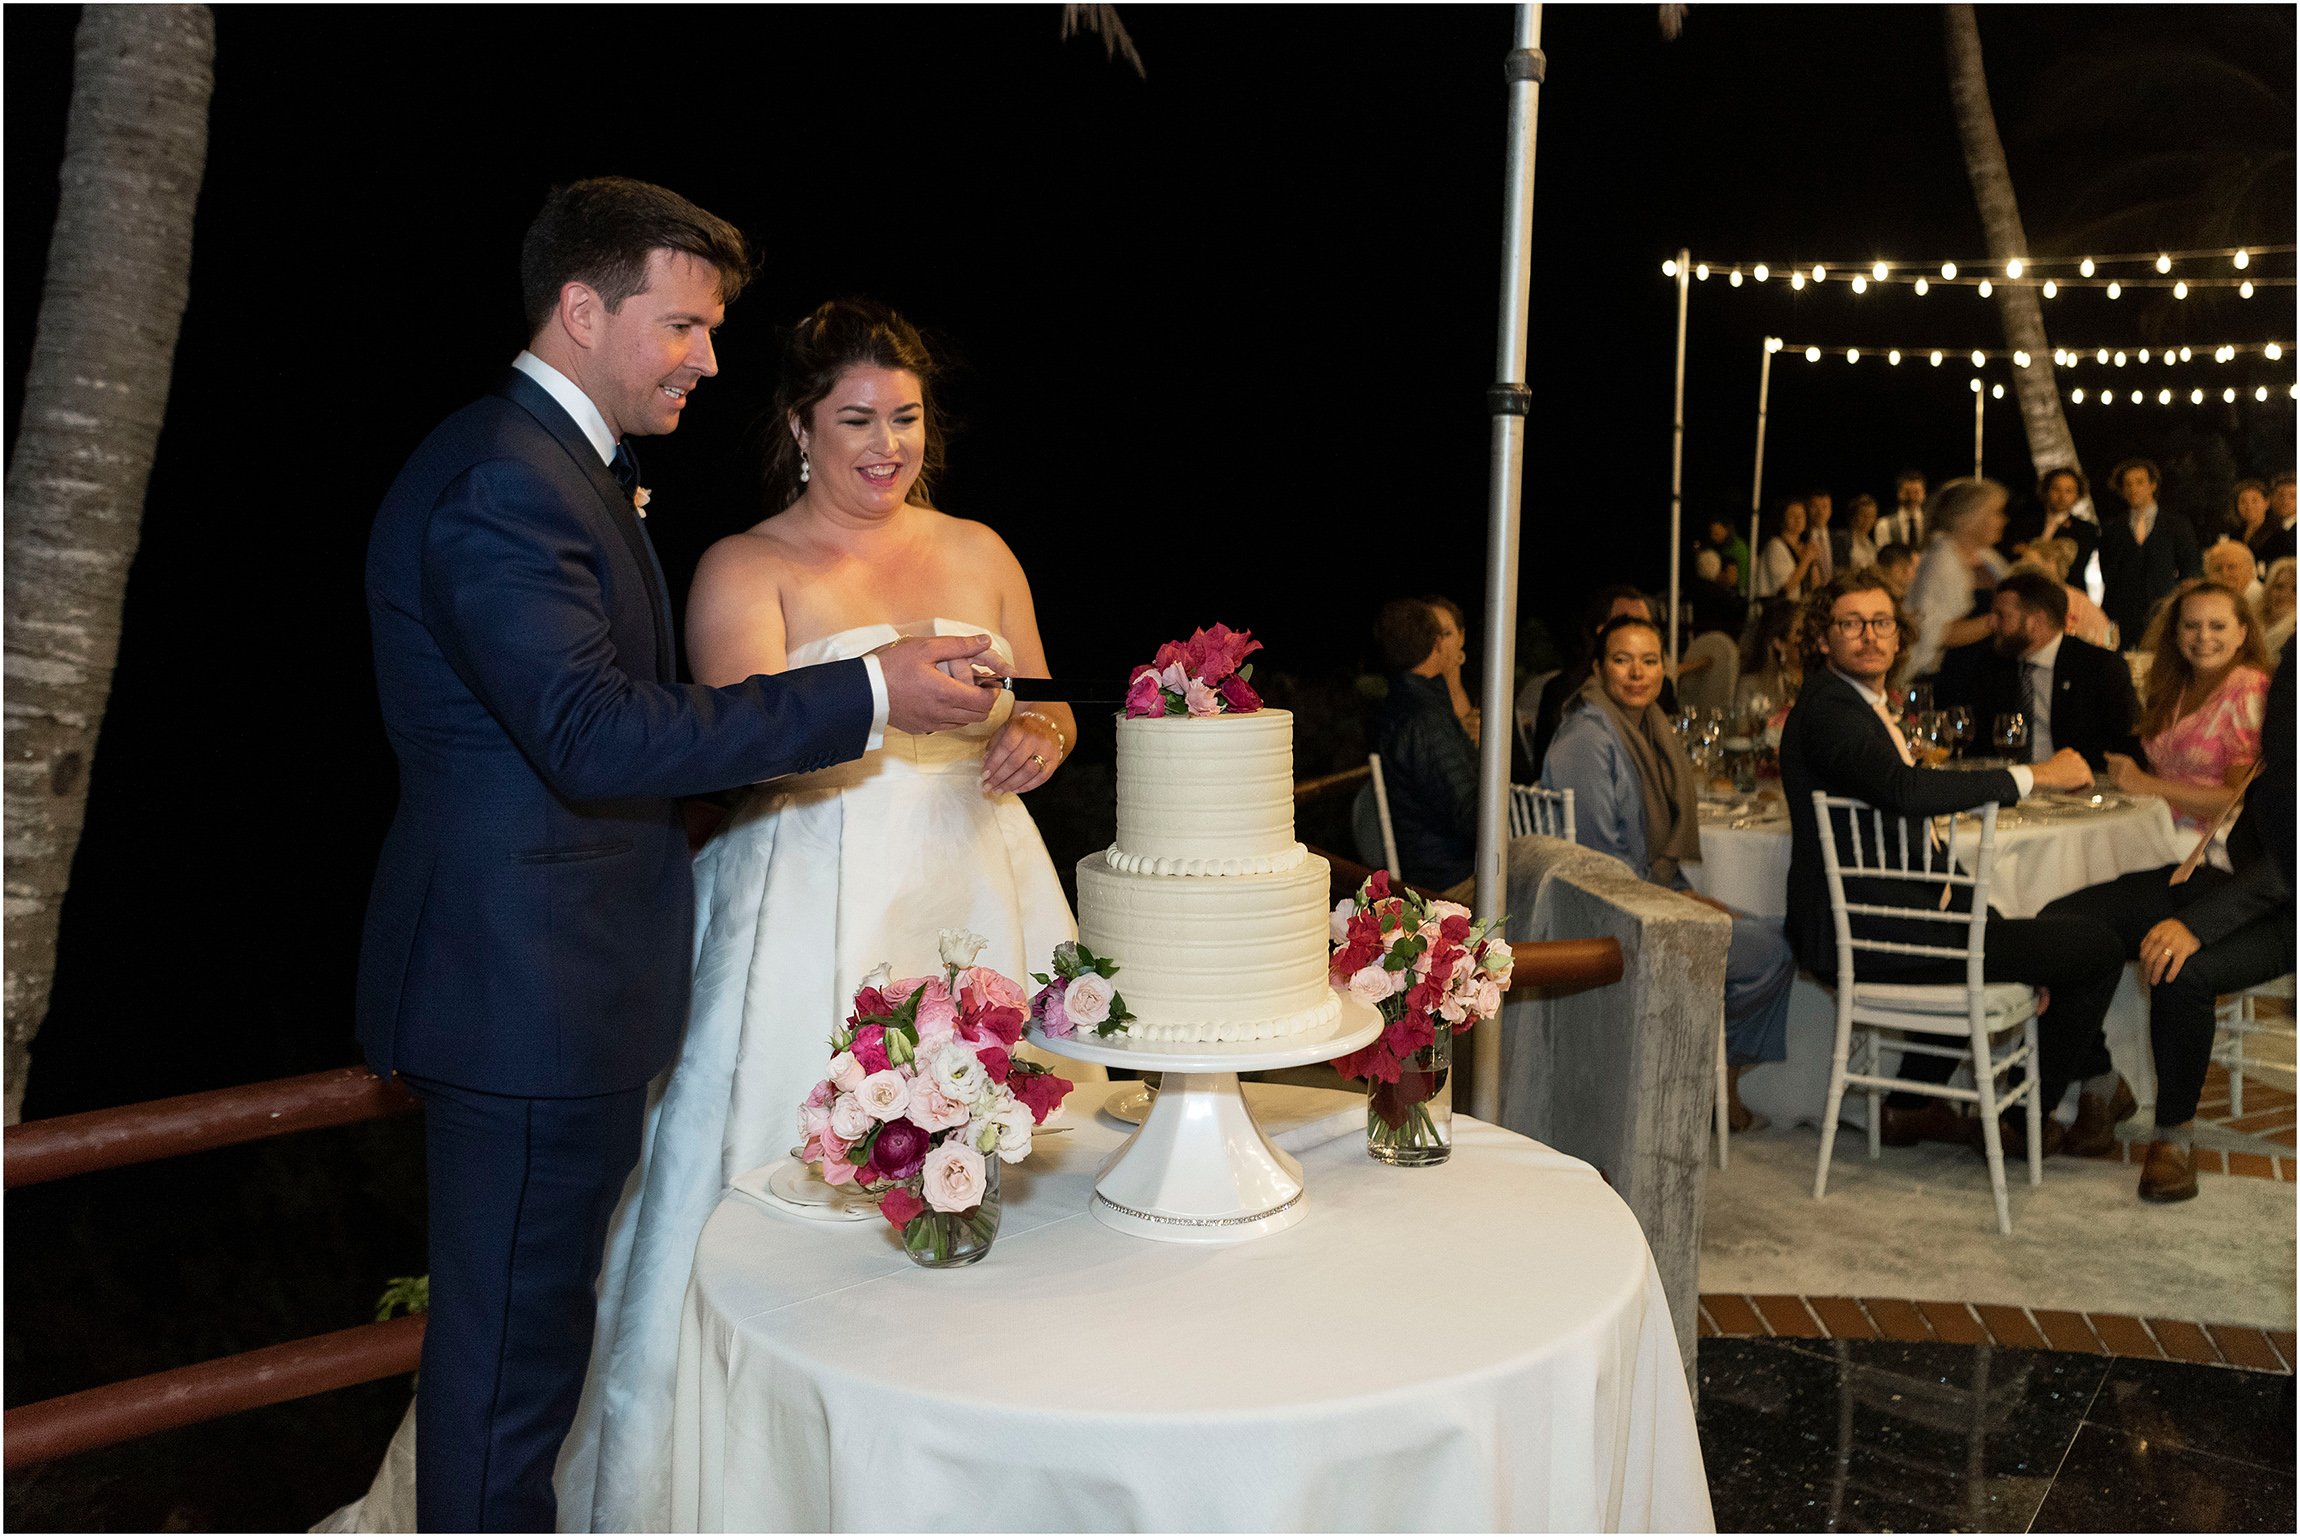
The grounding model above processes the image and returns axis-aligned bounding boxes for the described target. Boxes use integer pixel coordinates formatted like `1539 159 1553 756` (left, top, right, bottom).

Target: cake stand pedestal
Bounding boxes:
1026 992 1381 1244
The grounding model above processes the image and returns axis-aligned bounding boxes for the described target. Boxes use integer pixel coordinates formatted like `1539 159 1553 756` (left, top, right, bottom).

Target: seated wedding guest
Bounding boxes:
1754 497 1821 600
1684 550 1748 669
1372 598 1478 896
1874 541 1918 599
1703 514 1750 588
1527 585 1672 775
1880 469 1928 549
2105 580 2272 835
1734 598 1802 716
1972 569 2140 769
1542 613 1794 1132
2262 557 2296 654
2229 478 2269 550
1778 569 2125 1153
1805 487 1838 585
2009 466 2101 578
2253 474 2297 567
2202 535 2265 609
1904 477 2010 682
2041 643 2293 1200
2017 537 2116 649
1423 593 1480 745
1837 493 1881 573
2100 458 2201 649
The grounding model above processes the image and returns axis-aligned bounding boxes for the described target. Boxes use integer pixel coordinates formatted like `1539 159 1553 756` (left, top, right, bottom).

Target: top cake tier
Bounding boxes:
1109 709 1303 875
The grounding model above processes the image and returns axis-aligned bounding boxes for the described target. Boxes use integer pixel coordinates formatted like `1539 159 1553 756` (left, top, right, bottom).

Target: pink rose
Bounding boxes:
828 1051 865 1093
893 978 957 1041
1218 673 1262 713
798 1098 833 1142
1064 973 1114 1028
854 1069 913 1121
829 1094 874 1142
921 1142 989 1214
800 1129 848 1166
1158 661 1191 695
961 968 1027 1012
1472 976 1503 1020
878 1185 926 1230
820 1154 859 1187
1032 980 1073 1037
1124 667 1164 720
1329 899 1357 947
1183 676 1220 716
1348 964 1396 1006
905 1078 972 1132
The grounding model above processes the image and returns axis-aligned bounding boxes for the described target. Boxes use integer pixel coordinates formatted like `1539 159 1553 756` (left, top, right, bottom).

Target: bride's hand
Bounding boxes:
982 710 1064 797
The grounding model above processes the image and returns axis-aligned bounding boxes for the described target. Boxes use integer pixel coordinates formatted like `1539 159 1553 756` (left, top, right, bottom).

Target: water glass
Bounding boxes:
1992 712 2029 758
1947 706 1974 760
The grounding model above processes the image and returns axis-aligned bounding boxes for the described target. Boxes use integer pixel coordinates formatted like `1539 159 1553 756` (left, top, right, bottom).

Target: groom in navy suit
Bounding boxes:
358 178 1001 1531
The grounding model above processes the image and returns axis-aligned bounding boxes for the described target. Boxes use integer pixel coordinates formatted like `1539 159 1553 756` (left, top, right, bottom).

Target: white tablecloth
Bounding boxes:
670 1083 1713 1533
1688 798 2185 1128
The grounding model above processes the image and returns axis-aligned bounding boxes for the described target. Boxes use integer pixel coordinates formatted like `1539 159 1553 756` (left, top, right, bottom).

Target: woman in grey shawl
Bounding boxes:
1540 613 1795 1133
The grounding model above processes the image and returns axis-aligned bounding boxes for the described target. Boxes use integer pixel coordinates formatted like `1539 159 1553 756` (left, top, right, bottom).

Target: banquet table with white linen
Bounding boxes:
1687 790 2187 1126
669 1082 1713 1533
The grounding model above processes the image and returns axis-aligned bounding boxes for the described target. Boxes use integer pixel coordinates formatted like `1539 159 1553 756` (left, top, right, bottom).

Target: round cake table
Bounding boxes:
669 1082 1713 1532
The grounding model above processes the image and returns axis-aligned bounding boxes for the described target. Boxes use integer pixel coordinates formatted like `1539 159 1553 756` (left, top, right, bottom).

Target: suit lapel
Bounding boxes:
497 371 675 682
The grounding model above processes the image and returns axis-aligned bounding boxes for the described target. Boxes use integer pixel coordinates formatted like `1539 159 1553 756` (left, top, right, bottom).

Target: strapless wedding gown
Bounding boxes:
319 620 1089 1534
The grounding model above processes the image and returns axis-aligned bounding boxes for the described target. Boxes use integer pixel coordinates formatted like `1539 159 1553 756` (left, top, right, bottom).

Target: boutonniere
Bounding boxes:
633 486 651 519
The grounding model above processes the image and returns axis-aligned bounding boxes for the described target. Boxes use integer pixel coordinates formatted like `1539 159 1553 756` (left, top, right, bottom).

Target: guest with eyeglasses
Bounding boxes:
1542 613 1795 1136
1776 569 2124 1156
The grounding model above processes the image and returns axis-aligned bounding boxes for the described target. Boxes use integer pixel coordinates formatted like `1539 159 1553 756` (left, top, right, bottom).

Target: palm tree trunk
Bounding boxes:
4 6 214 1123
1943 4 2079 487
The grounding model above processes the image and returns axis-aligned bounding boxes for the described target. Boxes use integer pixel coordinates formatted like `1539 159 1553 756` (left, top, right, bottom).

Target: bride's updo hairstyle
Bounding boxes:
765 298 947 510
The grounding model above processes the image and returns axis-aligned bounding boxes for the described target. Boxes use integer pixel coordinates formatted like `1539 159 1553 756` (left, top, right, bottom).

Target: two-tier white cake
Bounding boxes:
1075 709 1340 1043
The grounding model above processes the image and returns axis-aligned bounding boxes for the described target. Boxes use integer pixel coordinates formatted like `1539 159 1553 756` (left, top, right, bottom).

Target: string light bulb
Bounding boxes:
1888 349 1902 365
1753 264 1769 282
1979 278 1995 297
2241 280 2255 298
2138 349 2150 363
1930 350 1944 367
2179 347 2192 361
2072 388 2086 403
1729 269 1743 287
1847 348 1860 363
2014 350 2031 367
2174 281 2189 299
2079 257 2096 277
1812 265 1826 282
2158 388 2173 404
2156 254 2172 273
1992 383 2006 399
1872 261 1888 280
2191 388 2206 404
2006 258 2024 278
2130 390 2143 403
1765 335 1784 352
1791 272 1806 290
1805 346 1821 362
1696 263 1710 280
2234 249 2251 270
1852 275 1868 294
2290 383 2297 400
2225 387 2238 402
1969 378 1982 393
2261 385 2274 402
1914 277 1930 296
1971 349 1987 367
2268 343 2284 360
2107 281 2122 299
1941 261 1957 279
2097 349 2109 364
1663 259 1678 277
2042 280 2058 297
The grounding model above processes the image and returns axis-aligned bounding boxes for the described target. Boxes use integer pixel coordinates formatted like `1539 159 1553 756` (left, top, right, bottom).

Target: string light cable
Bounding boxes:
1763 338 2297 406
1666 244 2293 296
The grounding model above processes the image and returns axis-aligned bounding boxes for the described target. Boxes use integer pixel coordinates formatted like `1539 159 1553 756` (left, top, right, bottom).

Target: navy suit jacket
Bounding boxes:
356 370 875 1096
2098 511 2200 646
1969 633 2142 770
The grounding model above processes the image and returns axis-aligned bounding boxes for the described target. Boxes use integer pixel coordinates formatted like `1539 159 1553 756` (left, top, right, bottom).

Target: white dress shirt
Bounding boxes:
1831 668 2035 797
510 351 889 746
2128 502 2159 544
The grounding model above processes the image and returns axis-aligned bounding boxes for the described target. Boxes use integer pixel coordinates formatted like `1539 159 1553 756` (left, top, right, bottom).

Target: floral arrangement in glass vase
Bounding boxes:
1123 623 1264 719
1326 871 1513 1166
798 930 1071 1266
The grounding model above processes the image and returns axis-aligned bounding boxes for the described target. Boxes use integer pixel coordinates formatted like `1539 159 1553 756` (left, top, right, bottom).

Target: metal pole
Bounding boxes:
1749 338 1773 600
1973 383 1985 477
1668 246 1690 659
1471 2 1543 1125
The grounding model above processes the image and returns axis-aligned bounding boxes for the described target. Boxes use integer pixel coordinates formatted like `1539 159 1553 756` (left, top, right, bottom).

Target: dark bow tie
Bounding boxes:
610 443 641 502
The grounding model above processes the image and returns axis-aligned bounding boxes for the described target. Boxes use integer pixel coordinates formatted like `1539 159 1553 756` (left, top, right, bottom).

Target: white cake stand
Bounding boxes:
1026 991 1382 1244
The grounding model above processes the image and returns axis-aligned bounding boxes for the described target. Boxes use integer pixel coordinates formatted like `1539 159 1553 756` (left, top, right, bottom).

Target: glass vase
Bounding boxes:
900 1158 1002 1268
1365 1028 1453 1166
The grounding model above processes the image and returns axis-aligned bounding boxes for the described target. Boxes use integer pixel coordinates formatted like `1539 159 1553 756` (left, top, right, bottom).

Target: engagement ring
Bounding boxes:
1030 753 1047 768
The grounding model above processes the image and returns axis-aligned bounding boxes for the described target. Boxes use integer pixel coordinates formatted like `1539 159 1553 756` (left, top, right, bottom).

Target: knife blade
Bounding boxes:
997 677 1135 704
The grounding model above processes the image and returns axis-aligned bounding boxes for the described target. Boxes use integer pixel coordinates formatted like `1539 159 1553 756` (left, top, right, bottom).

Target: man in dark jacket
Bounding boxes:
1778 570 2128 1154
2041 640 2296 1201
1372 598 1479 893
1970 569 2141 768
2098 458 2201 646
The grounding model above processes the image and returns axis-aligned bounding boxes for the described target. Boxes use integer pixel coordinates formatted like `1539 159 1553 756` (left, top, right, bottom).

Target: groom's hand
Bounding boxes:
875 635 1008 734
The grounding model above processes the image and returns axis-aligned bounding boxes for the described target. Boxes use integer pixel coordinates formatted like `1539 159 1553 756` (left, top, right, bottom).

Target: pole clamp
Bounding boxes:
1503 48 1546 84
1486 383 1533 417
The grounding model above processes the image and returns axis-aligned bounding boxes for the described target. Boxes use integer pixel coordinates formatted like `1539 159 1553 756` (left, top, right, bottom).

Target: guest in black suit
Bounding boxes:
2042 641 2295 1201
1972 570 2141 769
2251 473 2298 569
2229 478 2271 551
1777 569 2128 1153
2099 458 2201 647
2007 466 2101 579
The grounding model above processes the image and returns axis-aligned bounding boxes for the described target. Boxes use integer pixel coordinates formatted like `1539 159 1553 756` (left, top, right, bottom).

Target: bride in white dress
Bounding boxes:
323 299 1094 1533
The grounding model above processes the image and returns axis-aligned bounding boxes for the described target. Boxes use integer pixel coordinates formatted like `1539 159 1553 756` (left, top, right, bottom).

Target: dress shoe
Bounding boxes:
2064 1076 2139 1159
1969 1110 2064 1160
1877 1101 1970 1148
2138 1139 2199 1203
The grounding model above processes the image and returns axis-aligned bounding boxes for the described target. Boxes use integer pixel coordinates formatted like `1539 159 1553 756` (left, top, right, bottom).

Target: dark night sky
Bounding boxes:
5 4 2295 1114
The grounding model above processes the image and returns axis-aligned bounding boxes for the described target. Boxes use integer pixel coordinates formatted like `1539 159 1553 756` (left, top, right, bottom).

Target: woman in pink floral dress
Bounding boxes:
2106 580 2274 832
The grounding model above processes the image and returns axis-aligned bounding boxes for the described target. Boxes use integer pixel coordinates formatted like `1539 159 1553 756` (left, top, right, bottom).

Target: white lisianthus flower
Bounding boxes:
858 962 893 993
828 1093 873 1141
1064 973 1115 1027
853 1069 912 1122
930 1041 989 1105
972 1096 1036 1164
937 928 988 969
921 1142 989 1214
828 1051 866 1093
1329 898 1357 946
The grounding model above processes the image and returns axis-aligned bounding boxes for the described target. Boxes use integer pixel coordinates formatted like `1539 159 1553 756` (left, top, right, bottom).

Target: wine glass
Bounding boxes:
1915 711 1952 767
1946 705 1974 761
1902 682 1934 717
1992 711 2029 759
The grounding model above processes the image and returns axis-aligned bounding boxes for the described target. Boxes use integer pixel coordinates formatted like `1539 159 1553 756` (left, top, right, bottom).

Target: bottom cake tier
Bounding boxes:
1075 849 1342 1044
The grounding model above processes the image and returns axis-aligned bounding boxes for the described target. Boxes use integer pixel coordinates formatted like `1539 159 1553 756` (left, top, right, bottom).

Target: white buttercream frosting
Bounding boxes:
1110 710 1297 869
1102 841 1309 878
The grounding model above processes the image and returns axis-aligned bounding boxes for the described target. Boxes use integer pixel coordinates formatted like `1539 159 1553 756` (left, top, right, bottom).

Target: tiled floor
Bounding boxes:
1698 1292 2297 1375
1698 1335 2298 1532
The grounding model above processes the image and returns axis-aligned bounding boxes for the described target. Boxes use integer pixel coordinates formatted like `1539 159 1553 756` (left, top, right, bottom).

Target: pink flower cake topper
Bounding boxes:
1124 624 1265 719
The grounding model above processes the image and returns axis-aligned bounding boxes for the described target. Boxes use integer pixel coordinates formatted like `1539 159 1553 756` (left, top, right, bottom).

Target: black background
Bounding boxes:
5 5 2293 1528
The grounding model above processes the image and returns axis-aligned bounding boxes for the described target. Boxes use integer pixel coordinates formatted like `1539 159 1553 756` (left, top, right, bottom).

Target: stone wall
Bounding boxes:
1493 835 1729 1396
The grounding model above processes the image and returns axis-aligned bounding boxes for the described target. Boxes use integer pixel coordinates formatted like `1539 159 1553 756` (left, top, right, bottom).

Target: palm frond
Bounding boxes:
1658 5 1688 40
1061 4 1146 79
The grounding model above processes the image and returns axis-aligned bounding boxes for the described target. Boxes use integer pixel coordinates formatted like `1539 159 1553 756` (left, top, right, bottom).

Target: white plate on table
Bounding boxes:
754 1158 881 1222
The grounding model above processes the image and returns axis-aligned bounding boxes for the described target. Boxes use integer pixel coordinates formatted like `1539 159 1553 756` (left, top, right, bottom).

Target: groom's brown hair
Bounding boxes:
520 177 752 338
